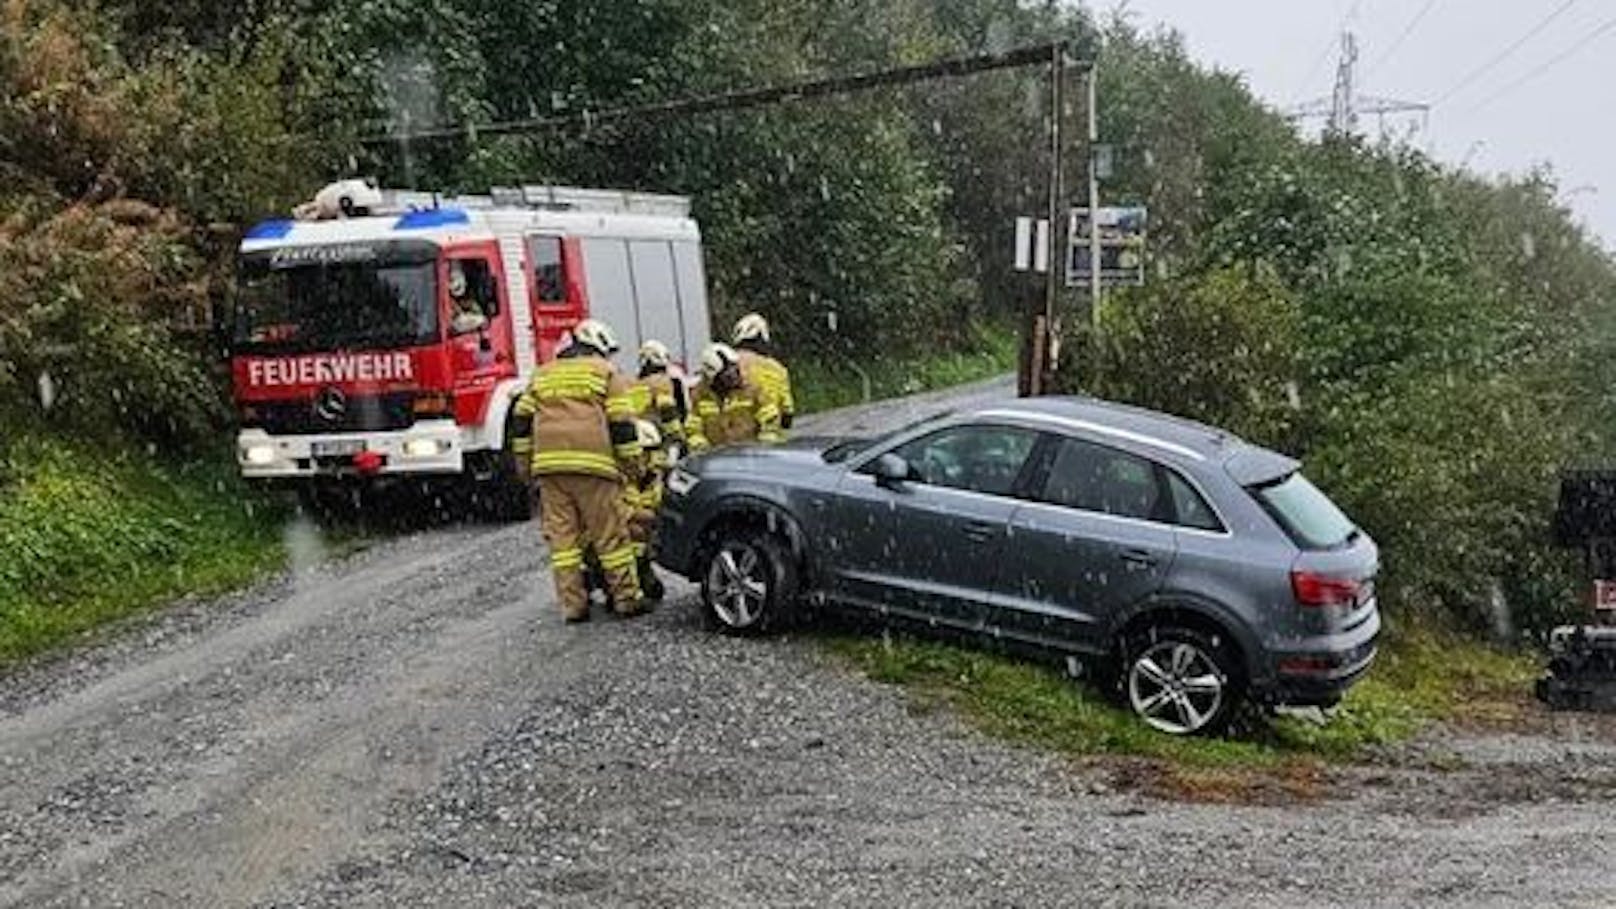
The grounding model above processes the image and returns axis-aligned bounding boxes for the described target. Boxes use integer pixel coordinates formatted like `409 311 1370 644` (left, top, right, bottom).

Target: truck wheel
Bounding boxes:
699 529 798 636
471 447 532 523
1123 626 1243 736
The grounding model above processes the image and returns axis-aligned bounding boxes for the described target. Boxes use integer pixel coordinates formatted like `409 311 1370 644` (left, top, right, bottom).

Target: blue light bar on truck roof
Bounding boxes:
393 208 471 231
243 219 295 241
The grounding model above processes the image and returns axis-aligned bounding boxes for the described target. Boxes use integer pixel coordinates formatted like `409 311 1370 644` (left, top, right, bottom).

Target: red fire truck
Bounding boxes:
230 181 711 512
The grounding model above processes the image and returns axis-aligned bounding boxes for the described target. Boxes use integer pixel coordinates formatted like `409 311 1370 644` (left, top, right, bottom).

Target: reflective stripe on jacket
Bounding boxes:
685 380 782 452
512 352 641 480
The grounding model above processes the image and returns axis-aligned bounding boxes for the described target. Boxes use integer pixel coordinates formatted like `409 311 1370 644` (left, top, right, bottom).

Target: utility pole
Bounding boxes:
1033 43 1065 397
1087 63 1101 331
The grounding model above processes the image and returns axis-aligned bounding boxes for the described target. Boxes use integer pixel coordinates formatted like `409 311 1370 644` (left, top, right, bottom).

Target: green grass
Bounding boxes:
829 621 1537 789
793 322 1018 416
0 436 287 665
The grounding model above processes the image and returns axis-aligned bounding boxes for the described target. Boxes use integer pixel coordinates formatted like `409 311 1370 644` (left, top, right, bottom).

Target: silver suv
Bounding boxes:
654 397 1381 735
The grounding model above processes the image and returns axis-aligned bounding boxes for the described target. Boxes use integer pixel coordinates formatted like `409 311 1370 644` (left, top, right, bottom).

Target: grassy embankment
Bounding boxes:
792 323 1019 415
0 437 286 665
831 626 1536 798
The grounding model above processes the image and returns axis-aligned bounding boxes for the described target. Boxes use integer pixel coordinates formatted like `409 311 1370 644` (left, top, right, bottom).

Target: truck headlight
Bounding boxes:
403 438 444 458
665 466 700 496
243 445 276 466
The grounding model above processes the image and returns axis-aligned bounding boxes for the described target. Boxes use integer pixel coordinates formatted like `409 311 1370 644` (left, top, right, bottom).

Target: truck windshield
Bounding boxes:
234 256 439 353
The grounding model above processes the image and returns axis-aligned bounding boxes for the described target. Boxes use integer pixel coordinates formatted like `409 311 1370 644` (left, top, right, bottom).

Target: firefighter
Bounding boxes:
582 419 668 606
625 419 668 602
732 312 795 434
686 343 782 452
511 319 646 623
629 340 688 455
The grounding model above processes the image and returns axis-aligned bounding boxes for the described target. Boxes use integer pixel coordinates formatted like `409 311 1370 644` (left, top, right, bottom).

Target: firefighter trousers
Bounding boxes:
537 473 642 620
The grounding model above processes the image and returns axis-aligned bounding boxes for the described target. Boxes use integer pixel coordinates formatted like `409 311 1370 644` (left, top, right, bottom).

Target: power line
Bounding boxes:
361 41 1091 146
1434 0 1578 105
1366 0 1439 78
1467 15 1616 113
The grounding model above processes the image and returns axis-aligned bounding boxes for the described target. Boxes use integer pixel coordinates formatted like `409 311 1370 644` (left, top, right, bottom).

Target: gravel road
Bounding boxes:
4 376 1616 908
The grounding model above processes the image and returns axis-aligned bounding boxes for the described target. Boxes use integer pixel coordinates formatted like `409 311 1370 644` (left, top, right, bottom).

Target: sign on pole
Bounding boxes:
1013 217 1051 274
1067 206 1147 287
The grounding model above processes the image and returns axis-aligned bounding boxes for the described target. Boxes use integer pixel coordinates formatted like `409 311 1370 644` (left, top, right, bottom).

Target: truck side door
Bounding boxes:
443 243 515 425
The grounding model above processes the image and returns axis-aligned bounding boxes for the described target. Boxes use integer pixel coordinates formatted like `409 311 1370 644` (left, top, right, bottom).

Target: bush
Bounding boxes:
1085 263 1303 450
0 201 226 449
0 436 283 663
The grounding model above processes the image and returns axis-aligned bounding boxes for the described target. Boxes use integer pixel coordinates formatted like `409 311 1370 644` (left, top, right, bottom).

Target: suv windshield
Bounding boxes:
234 242 440 353
822 409 955 464
1255 473 1358 550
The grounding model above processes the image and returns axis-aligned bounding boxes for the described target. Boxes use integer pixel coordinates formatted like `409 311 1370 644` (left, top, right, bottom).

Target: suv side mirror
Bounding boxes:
872 453 912 489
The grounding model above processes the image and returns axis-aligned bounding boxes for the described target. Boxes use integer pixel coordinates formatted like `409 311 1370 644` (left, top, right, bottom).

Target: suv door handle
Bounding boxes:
1119 548 1159 569
962 521 996 543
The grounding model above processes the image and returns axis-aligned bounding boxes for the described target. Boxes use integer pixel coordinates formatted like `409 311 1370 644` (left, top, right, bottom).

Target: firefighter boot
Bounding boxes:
638 555 665 603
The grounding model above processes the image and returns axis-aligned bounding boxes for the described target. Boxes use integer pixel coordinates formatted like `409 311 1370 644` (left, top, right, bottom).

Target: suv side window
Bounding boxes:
1167 471 1225 533
879 425 1038 497
1039 438 1172 522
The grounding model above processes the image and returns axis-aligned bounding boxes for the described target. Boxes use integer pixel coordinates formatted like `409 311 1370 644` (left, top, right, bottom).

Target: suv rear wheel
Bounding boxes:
1124 626 1242 735
700 530 798 635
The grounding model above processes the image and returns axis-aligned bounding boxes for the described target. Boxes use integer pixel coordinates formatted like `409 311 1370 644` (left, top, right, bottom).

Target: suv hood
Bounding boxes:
685 437 847 476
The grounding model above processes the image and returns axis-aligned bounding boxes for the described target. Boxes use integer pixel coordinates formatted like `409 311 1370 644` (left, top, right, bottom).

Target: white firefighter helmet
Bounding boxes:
638 339 672 370
571 319 619 355
732 312 771 345
699 342 740 382
635 419 663 451
297 178 383 221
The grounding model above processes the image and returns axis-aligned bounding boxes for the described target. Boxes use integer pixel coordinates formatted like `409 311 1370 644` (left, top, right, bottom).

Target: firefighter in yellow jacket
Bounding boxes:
686 343 783 452
732 313 795 434
625 419 668 601
582 418 668 605
511 319 645 623
628 340 687 454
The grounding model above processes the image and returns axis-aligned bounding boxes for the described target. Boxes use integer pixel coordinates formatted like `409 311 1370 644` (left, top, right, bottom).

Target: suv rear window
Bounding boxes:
1255 473 1357 549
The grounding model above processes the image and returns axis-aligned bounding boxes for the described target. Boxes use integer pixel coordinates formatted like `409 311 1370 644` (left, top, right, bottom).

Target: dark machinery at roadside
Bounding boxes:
1537 470 1616 712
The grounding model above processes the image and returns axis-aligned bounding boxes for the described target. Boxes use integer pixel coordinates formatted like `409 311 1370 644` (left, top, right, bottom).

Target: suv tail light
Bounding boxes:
1291 571 1361 607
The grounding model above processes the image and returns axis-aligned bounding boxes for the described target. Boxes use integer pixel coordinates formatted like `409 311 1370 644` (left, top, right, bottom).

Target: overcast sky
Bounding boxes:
1105 0 1614 248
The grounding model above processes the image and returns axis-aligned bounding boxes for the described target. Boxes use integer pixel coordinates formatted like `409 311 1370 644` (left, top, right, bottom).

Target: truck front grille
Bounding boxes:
249 393 418 434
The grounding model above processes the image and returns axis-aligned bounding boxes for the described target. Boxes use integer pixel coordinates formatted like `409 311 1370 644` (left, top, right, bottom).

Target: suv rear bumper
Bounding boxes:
1255 608 1381 707
236 423 465 479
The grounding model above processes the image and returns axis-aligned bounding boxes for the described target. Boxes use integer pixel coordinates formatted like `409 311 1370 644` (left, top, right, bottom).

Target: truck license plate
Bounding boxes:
312 440 365 458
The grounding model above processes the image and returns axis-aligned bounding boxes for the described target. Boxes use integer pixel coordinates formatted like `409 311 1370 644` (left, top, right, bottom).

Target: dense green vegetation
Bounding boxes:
1074 25 1616 636
0 437 284 663
2 0 1613 691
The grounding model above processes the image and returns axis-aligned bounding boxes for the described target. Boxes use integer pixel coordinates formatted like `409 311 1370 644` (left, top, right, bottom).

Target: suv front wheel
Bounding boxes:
700 530 798 635
1124 626 1242 735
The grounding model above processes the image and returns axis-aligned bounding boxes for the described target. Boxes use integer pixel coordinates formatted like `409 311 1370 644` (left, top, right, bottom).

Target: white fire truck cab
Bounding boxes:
231 182 711 507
